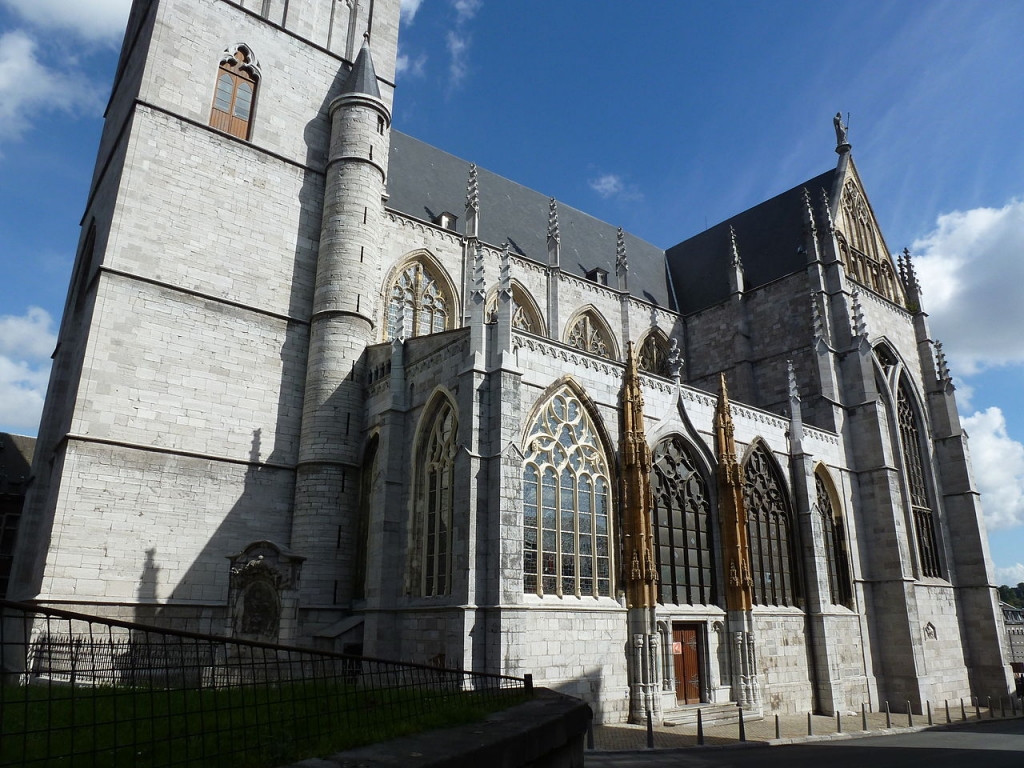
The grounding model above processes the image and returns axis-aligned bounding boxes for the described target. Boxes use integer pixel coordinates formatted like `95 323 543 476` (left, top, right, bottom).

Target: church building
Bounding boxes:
9 0 1013 723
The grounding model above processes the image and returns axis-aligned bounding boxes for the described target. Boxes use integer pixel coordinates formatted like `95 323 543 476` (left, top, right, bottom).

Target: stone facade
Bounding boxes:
9 0 1013 725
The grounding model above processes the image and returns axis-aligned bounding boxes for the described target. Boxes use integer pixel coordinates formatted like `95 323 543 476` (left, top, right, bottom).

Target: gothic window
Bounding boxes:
485 283 544 334
523 387 612 598
743 442 800 607
637 331 670 377
651 437 715 606
815 472 853 608
896 379 942 578
386 260 453 341
353 435 378 600
566 311 614 359
840 181 904 306
416 398 457 596
210 46 259 140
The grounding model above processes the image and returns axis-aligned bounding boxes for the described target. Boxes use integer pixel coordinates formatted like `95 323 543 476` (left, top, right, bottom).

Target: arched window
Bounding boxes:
815 471 853 608
637 331 670 377
523 386 611 597
651 436 715 606
353 435 379 600
565 310 614 359
415 398 457 596
210 45 259 140
485 282 544 334
896 379 942 578
386 259 453 341
743 442 800 607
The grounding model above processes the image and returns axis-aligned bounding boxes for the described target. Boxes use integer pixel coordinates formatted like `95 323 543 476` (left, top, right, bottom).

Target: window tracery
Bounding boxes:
566 312 613 359
210 45 259 140
386 260 452 341
523 387 612 598
839 181 903 306
815 472 853 607
896 380 942 578
743 443 800 607
485 283 543 334
651 437 715 606
637 332 670 377
416 398 457 596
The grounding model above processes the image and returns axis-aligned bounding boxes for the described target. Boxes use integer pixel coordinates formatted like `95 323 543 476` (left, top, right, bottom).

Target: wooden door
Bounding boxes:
672 624 702 704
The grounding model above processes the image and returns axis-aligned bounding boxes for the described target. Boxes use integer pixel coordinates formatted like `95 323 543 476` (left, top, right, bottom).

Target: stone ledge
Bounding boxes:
282 688 592 768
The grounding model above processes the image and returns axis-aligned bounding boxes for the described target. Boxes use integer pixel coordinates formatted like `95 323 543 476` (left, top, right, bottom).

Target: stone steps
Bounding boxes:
662 702 762 728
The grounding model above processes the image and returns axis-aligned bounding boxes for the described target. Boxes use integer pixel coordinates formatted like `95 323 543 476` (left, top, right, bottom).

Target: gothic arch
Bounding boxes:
485 280 546 335
812 464 853 608
521 378 616 598
636 327 671 377
741 438 801 607
381 250 460 342
563 305 619 361
408 388 459 597
650 433 718 606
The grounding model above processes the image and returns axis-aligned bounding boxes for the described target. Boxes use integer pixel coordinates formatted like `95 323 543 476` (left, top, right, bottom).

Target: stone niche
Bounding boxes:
226 541 304 644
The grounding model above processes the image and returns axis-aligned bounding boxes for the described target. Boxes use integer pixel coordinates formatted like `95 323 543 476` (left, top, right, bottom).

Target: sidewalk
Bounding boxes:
590 702 1024 752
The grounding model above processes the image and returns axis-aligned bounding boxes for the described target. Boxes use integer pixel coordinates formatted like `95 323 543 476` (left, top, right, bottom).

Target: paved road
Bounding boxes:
584 718 1024 767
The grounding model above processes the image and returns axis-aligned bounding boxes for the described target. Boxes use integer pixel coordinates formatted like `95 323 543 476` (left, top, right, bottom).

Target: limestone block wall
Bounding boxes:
754 610 814 713
913 584 972 701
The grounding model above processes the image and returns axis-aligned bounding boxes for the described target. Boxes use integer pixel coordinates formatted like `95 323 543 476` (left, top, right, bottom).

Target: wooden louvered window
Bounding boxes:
210 50 257 139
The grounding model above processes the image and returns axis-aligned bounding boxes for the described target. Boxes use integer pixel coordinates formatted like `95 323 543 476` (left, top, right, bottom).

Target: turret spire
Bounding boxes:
339 35 381 98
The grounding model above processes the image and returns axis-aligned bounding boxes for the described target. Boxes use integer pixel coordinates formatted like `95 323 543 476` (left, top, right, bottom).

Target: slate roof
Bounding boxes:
387 132 674 308
0 433 35 496
666 170 835 314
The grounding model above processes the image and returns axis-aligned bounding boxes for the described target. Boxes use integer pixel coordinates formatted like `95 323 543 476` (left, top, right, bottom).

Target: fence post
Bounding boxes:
738 706 746 742
862 702 868 731
927 700 933 726
885 700 891 729
524 673 533 695
808 711 813 736
697 708 704 745
775 713 780 740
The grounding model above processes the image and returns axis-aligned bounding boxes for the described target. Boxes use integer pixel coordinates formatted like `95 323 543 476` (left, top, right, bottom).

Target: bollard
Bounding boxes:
525 673 533 695
1002 697 1006 718
885 701 892 729
907 701 913 727
646 709 654 749
697 708 705 746
586 720 595 750
862 702 868 731
738 706 746 742
927 700 933 726
775 713 781 740
837 710 842 734
945 699 951 724
975 697 980 721
961 698 966 721
808 711 813 736
1013 696 1018 717
989 697 995 719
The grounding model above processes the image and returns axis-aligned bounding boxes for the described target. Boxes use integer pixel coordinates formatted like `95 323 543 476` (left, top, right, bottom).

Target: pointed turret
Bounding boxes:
339 35 381 98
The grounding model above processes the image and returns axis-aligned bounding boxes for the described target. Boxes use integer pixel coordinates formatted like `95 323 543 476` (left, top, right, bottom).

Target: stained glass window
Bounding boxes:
743 443 800 607
418 399 457 596
386 261 452 341
816 472 853 607
896 380 942 578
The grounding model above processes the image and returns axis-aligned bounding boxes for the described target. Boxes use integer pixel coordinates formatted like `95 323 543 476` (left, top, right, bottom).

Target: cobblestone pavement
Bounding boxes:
590 702 1024 751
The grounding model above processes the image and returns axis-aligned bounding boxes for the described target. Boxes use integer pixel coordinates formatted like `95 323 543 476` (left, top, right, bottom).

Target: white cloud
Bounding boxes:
589 173 643 202
995 563 1024 586
1 0 130 43
400 0 425 24
452 0 481 23
0 307 56 435
443 0 480 89
396 51 427 78
0 30 103 144
963 407 1024 531
913 199 1024 375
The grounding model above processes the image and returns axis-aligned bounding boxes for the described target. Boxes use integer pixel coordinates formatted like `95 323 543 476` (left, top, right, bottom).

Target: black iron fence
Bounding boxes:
0 599 530 767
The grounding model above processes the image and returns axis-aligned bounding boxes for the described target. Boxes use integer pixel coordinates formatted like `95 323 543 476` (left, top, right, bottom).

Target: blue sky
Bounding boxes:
2 0 1024 583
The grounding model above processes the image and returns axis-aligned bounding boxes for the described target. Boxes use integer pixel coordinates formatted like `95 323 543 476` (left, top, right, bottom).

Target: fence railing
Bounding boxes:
1 599 530 767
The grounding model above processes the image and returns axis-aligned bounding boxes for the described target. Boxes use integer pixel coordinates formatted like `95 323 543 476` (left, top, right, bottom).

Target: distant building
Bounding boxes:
9 0 1014 723
1003 602 1024 669
0 433 35 599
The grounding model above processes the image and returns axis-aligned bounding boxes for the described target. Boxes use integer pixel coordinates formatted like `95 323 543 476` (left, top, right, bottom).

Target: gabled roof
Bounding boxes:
386 132 674 308
339 38 381 99
666 169 834 315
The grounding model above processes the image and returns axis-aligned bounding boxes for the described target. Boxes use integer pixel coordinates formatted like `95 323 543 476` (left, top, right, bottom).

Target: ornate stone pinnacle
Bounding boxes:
395 299 407 342
820 188 834 234
547 198 560 243
851 288 868 340
902 247 921 296
787 360 800 403
616 227 628 275
811 293 825 343
499 242 512 297
471 243 485 300
729 226 742 268
897 249 907 285
802 187 817 235
668 337 683 382
465 163 479 212
934 340 951 381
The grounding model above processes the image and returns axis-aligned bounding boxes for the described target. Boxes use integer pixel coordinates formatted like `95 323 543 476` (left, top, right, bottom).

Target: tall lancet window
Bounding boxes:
815 472 853 607
416 397 457 596
386 260 452 341
743 442 800 607
523 387 612 597
651 436 715 606
637 331 670 377
896 380 942 578
566 311 614 359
